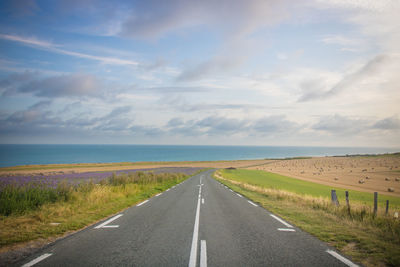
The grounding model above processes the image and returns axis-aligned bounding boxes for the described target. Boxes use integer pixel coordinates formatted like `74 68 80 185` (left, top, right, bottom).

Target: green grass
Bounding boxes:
0 171 195 248
221 169 400 208
216 169 400 267
0 183 72 216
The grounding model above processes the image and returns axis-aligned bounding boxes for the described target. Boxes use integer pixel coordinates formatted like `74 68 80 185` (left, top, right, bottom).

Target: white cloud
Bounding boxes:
315 0 400 52
320 34 364 48
277 53 288 60
315 0 397 12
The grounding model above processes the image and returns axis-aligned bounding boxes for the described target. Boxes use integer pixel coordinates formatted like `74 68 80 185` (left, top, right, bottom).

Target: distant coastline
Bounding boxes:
0 144 399 168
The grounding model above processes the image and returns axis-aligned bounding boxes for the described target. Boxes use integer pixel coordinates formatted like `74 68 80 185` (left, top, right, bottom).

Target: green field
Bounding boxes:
221 169 400 208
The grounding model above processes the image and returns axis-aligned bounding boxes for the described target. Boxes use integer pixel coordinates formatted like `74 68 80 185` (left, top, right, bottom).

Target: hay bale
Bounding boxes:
388 187 395 192
358 179 365 184
385 177 391 181
395 178 399 182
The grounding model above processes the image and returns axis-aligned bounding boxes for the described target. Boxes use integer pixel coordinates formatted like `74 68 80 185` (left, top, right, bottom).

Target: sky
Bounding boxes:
0 0 399 147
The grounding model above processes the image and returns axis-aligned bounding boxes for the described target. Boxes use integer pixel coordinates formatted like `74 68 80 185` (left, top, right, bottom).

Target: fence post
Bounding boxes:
386 200 389 215
345 191 350 213
331 190 339 206
373 192 378 217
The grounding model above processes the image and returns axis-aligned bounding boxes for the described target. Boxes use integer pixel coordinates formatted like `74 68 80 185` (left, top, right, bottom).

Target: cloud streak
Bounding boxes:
0 34 139 66
298 53 400 102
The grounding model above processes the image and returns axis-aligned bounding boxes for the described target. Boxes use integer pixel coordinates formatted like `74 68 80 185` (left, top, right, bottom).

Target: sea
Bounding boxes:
0 144 399 168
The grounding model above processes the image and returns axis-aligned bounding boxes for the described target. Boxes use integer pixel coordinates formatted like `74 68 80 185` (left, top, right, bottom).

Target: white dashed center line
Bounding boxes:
200 240 207 267
189 178 202 267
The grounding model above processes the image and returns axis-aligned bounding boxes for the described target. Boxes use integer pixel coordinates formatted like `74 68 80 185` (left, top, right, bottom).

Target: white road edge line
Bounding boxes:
326 250 358 267
155 193 162 197
166 189 170 191
236 193 243 198
136 199 149 207
278 228 296 232
202 198 204 204
247 200 258 207
189 185 202 267
270 214 293 228
94 214 123 229
22 253 52 267
200 240 207 267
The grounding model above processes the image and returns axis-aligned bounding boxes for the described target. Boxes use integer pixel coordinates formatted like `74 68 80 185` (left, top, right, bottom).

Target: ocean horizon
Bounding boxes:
0 144 399 168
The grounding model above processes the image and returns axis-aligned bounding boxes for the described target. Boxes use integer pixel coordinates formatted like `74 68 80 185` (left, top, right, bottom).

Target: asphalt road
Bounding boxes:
18 170 358 267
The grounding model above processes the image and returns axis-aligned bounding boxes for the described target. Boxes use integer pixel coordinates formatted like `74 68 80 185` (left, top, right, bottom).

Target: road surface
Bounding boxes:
18 170 358 266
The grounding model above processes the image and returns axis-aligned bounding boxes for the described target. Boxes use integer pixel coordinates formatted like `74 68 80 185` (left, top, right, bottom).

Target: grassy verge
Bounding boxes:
221 169 400 208
0 171 190 249
215 169 400 267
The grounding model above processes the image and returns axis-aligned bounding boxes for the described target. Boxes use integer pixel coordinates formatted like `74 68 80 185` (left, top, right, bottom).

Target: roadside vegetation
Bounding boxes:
220 169 400 208
215 169 400 267
0 171 190 249
0 160 224 172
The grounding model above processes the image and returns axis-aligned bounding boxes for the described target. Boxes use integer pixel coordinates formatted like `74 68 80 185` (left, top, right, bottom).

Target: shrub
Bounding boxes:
0 183 68 216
